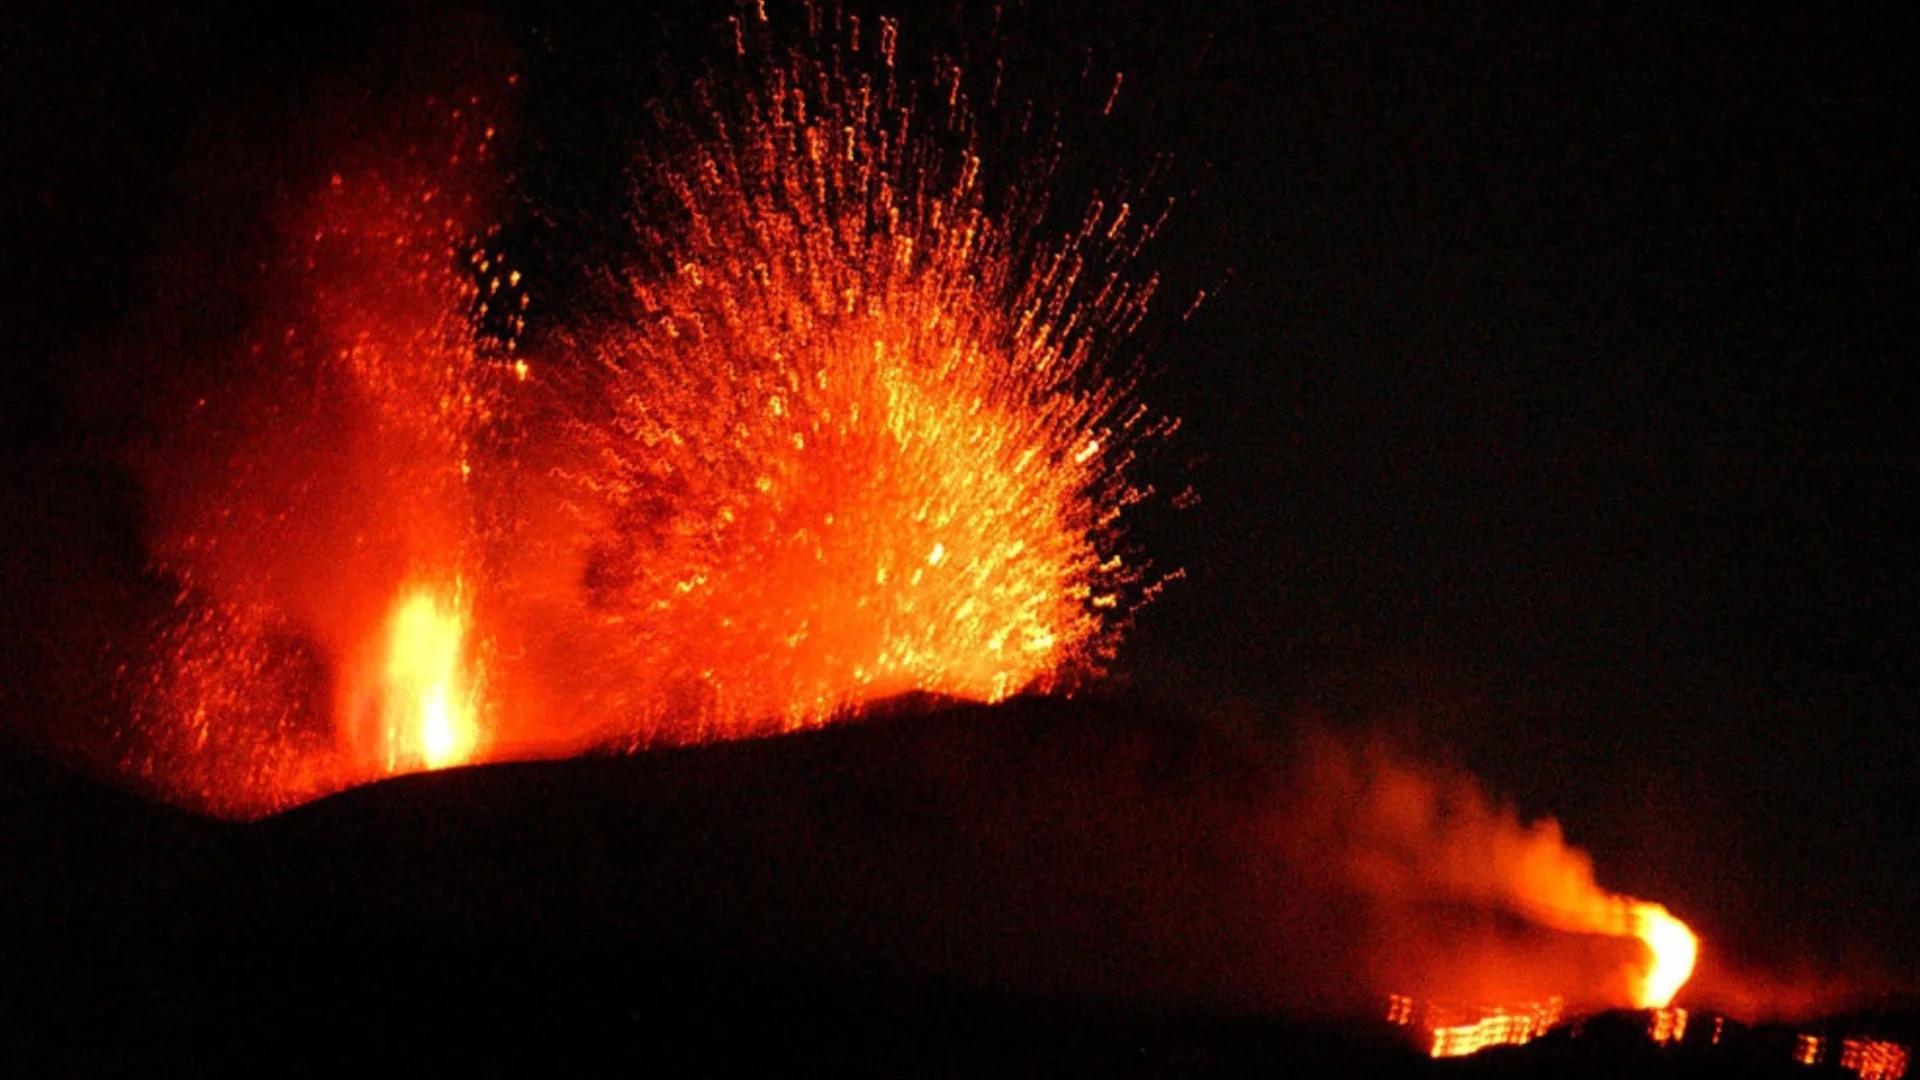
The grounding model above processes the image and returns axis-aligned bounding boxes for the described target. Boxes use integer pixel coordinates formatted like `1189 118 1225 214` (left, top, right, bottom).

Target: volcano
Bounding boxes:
5 0 1915 1073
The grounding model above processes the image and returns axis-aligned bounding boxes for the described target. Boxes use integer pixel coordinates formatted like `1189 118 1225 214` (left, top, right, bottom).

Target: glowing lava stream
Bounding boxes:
1525 894 1697 1009
1392 901 1698 1060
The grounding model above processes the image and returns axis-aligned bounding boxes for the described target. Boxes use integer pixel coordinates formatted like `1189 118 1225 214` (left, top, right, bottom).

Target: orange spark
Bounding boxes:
1841 1037 1911 1080
558 10 1158 741
1649 1005 1688 1045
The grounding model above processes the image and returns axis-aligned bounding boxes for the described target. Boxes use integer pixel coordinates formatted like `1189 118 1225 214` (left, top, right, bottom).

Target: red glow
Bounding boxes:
1386 993 1564 1059
1841 1037 1911 1080
123 13 1156 817
1302 735 1698 1016
1649 1005 1688 1045
344 581 483 775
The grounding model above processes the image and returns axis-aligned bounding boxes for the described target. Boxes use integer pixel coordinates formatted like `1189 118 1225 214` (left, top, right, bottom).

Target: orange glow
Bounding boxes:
1307 736 1700 1012
559 9 1157 741
1841 1037 1911 1080
1631 902 1699 1008
123 78 514 816
1649 1005 1688 1045
359 582 482 773
1497 877 1696 1010
1799 1034 1828 1066
1476 891 1697 1009
1456 821 1699 1007
123 13 1159 816
1387 995 1563 1059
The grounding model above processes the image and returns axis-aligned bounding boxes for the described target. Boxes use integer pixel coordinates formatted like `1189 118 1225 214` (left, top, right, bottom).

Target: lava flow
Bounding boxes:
1383 898 1697 1059
1297 732 1699 1052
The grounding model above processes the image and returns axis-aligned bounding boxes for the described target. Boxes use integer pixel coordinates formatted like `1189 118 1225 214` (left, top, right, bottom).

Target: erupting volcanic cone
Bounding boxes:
123 7 1164 818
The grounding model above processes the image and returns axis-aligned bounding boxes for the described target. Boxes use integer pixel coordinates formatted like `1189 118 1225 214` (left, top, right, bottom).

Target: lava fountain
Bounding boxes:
124 78 517 816
535 7 1165 744
346 581 484 775
122 8 1163 815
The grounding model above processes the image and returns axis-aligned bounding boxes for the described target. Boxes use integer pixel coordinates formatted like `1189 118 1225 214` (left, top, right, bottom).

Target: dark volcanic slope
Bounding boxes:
4 699 1887 1076
2 698 1415 1075
251 695 1333 1003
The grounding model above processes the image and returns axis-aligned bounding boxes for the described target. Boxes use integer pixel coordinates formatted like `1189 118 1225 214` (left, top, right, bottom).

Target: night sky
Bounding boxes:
4 0 1915 1001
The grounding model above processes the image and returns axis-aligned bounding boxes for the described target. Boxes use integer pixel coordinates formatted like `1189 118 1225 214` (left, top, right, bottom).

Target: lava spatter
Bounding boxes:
124 10 1167 814
555 7 1164 742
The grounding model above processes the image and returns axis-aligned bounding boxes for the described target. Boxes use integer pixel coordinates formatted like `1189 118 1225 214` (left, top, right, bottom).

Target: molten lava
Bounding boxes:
1302 734 1698 1022
1842 1037 1912 1080
554 8 1158 741
1387 994 1566 1059
122 10 1158 815
1632 902 1699 1008
353 582 482 774
1648 1004 1688 1045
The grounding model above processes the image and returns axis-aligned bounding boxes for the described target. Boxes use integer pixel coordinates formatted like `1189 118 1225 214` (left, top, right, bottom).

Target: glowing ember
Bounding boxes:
1841 1037 1911 1080
1387 994 1565 1059
1648 1005 1688 1045
1800 1034 1828 1066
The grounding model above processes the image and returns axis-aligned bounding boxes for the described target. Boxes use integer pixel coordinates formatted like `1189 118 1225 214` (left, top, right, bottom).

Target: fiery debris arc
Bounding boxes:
1317 734 1699 1050
541 7 1162 743
1511 892 1699 1010
1386 896 1699 1060
1632 901 1699 1008
1514 895 1697 1010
